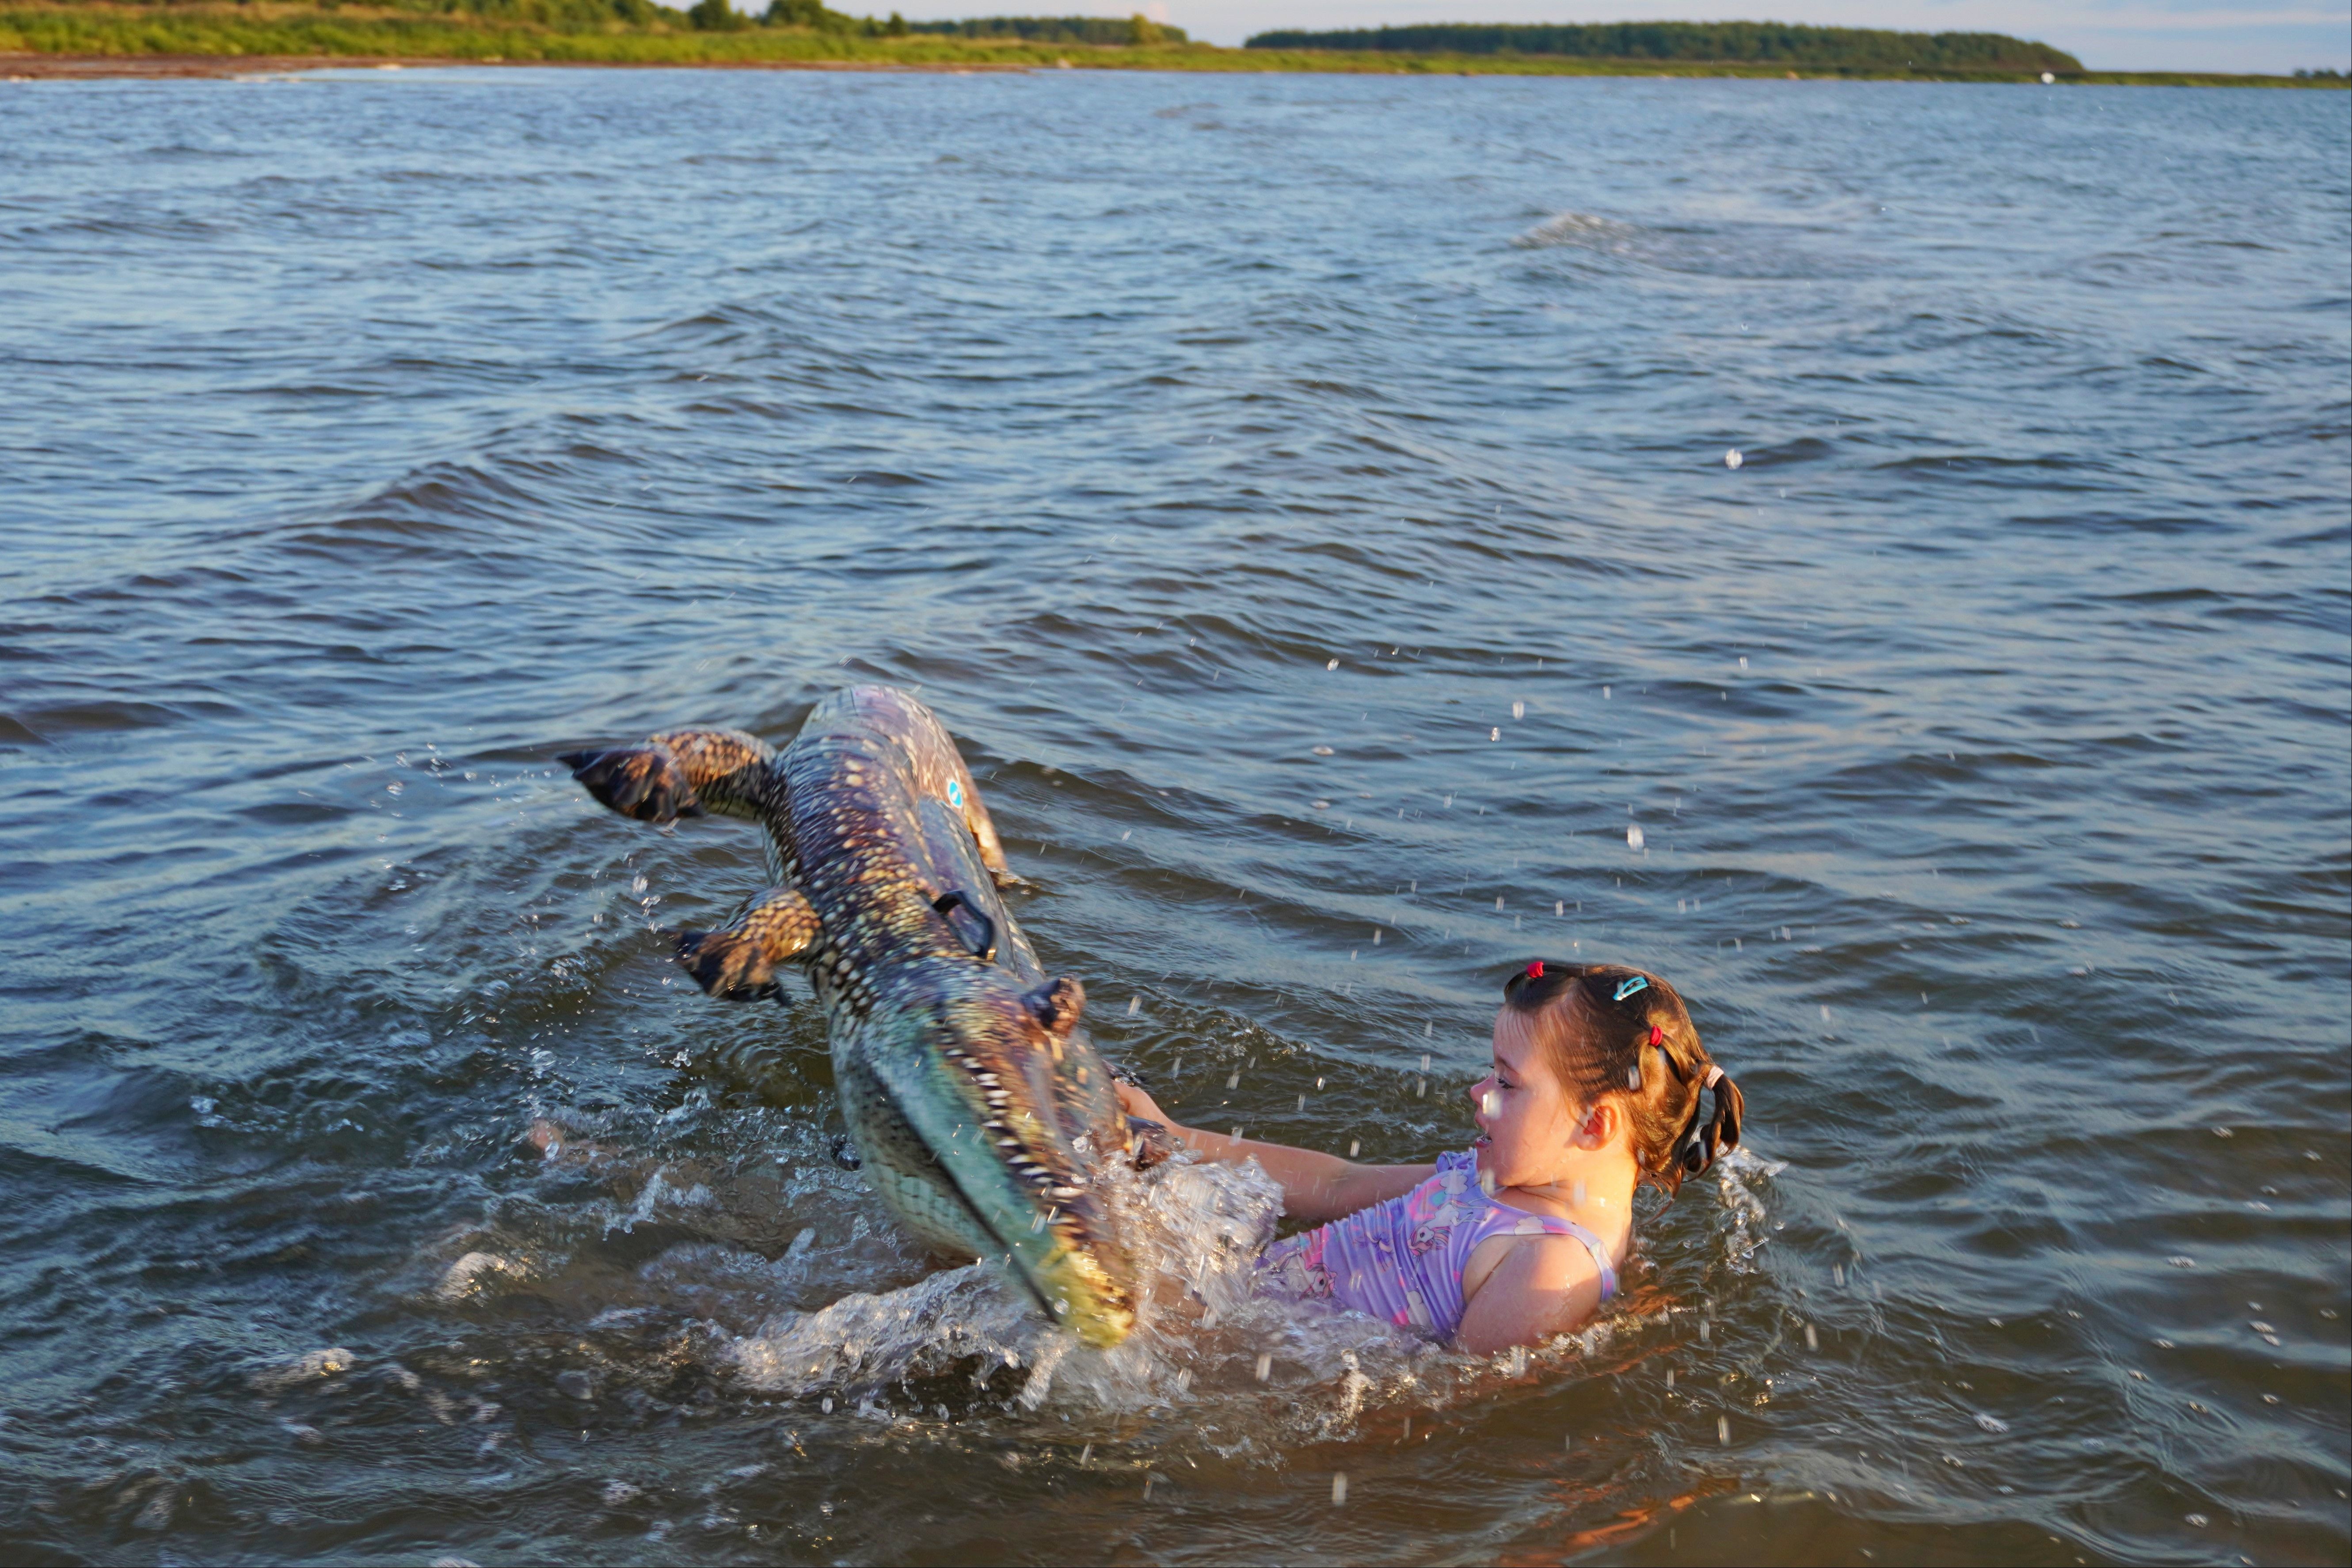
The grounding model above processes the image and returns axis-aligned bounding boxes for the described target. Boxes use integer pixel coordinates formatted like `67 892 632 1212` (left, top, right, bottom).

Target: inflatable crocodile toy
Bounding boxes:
560 685 1144 1347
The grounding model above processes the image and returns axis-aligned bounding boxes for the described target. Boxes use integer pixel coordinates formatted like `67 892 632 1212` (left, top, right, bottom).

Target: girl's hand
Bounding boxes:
1114 1078 1170 1126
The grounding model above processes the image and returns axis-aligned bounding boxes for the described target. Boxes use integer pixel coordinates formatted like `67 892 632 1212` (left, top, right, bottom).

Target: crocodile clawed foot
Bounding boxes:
561 746 703 825
674 929 782 1001
1126 1116 1180 1171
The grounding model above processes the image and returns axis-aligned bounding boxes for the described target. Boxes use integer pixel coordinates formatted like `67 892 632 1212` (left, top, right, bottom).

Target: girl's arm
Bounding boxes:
1115 1081 1429 1225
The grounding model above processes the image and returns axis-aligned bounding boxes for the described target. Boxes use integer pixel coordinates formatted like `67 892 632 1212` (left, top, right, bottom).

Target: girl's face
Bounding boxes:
1468 1006 1585 1187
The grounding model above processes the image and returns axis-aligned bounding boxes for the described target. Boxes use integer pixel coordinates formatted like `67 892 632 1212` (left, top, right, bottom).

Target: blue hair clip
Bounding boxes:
1613 975 1650 1002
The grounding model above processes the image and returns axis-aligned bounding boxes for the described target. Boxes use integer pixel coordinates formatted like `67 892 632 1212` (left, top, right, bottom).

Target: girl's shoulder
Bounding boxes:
1455 1229 1617 1351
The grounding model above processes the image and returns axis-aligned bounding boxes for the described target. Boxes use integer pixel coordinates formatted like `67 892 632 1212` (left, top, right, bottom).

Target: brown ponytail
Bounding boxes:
1501 960 1743 1196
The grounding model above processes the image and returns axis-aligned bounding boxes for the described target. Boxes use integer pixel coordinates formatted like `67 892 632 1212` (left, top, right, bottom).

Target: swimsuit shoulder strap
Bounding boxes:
1547 1217 1619 1303
1483 1206 1619 1303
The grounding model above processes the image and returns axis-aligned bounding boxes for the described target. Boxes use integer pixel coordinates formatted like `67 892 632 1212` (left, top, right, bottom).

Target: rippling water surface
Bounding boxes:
1 66 2346 1566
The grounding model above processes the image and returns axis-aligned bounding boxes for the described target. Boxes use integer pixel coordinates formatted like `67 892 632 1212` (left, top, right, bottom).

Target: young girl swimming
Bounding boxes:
1114 961 1745 1354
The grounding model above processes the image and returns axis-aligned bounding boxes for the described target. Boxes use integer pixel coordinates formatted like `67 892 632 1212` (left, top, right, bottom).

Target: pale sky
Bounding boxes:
883 1 2352 74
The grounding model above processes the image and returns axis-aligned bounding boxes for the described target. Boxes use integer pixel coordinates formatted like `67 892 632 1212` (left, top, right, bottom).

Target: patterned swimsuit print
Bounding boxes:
1257 1150 1619 1340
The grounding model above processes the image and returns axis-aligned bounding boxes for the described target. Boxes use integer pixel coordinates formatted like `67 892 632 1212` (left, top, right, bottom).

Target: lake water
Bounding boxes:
0 65 2345 1566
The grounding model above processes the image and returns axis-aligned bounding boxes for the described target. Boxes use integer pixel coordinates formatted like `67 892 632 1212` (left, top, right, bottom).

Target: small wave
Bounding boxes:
1511 211 1640 250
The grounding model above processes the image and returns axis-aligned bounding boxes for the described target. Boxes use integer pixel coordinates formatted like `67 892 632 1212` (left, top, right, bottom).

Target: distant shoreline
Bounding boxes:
0 51 1042 77
1 46 2342 89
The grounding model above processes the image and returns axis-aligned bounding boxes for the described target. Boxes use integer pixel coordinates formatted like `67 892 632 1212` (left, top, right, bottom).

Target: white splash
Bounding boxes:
253 1346 358 1390
436 1252 524 1302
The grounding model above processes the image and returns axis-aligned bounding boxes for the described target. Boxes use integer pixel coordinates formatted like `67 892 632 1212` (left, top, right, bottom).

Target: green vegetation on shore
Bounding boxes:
0 3 2342 86
1245 22 2078 72
905 13 1184 45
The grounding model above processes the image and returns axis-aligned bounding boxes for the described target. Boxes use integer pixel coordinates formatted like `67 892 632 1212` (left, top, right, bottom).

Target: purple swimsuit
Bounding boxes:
1256 1149 1619 1341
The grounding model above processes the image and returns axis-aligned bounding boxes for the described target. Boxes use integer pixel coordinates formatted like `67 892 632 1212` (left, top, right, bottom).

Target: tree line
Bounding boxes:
52 0 1188 42
1242 21 2083 72
906 14 1185 44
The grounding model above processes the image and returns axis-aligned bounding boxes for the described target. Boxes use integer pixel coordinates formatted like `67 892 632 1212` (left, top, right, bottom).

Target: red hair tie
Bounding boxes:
1526 961 1544 978
1648 1024 1664 1047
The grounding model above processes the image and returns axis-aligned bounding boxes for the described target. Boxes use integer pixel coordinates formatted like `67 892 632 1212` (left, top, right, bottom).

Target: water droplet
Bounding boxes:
1717 1414 1731 1443
2185 1513 2208 1527
1511 701 1525 720
1348 1140 1361 1157
1325 658 1338 671
1078 1443 1092 1465
1602 685 1611 699
1975 1413 2010 1433
821 1397 833 1413
1804 1323 1818 1351
1330 1473 1348 1505
1724 449 1744 469
1127 996 1141 1016
1311 745 1333 756
1738 655 1749 670
1666 1367 1675 1389
1255 1352 1272 1382
1296 1093 1306 1112
1627 825 1644 850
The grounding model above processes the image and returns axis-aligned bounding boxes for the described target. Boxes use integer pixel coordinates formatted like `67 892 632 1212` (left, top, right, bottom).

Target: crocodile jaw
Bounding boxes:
836 972 1138 1350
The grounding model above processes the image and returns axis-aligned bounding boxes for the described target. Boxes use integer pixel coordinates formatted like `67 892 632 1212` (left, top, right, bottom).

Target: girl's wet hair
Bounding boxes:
1502 960 1743 1195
